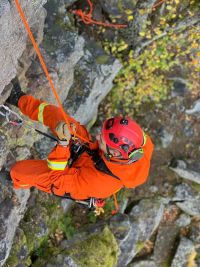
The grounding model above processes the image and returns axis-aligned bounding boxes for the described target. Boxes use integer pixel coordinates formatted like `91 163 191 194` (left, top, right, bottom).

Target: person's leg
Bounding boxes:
10 160 52 193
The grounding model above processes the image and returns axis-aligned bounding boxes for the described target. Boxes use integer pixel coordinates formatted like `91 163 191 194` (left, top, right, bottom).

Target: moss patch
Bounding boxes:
95 55 110 65
67 226 119 267
5 228 31 267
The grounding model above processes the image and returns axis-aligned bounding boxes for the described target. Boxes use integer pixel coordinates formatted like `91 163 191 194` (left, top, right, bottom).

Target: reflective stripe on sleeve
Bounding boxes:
20 184 30 187
38 103 49 123
47 159 68 171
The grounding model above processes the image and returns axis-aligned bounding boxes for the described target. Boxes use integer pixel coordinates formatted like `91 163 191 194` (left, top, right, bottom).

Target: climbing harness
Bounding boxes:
72 0 127 29
14 0 92 146
51 184 106 214
51 141 120 214
68 142 121 214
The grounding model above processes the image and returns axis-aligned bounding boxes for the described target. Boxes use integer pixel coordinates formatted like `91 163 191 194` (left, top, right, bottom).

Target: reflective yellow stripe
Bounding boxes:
20 184 30 187
47 159 68 170
143 132 147 146
38 103 48 123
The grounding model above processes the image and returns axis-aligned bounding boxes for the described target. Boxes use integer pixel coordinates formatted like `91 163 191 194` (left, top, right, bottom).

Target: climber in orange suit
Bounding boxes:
7 78 154 201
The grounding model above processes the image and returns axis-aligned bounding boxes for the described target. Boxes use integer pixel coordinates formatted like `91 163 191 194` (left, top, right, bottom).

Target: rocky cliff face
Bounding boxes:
0 0 121 265
0 0 200 267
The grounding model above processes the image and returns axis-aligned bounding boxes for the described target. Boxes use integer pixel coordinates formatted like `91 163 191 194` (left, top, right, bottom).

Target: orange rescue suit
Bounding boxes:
10 95 154 200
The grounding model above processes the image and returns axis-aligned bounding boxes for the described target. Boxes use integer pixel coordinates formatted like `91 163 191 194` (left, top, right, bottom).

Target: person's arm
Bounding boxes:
18 95 90 141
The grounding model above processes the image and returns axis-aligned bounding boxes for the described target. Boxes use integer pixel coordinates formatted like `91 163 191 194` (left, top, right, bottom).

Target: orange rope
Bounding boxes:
73 0 127 29
14 0 91 144
112 193 119 215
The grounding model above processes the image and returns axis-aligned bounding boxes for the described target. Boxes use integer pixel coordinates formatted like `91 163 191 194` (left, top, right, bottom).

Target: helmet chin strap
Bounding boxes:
104 145 113 160
104 145 140 165
104 145 125 162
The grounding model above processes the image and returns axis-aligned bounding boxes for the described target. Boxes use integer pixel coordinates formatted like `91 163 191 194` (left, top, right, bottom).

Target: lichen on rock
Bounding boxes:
65 226 119 267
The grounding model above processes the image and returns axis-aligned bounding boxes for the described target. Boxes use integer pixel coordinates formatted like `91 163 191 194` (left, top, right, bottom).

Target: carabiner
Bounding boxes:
0 105 23 126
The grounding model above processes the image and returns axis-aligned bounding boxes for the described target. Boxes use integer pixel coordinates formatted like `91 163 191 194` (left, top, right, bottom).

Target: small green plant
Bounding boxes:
33 237 49 258
57 215 76 239
102 0 200 116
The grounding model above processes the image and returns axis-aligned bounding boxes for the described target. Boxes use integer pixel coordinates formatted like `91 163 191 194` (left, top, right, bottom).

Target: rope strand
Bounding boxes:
14 0 91 144
72 0 127 29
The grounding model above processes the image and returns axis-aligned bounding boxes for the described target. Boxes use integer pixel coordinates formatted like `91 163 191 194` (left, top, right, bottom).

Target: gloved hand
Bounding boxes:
55 121 76 143
6 77 26 107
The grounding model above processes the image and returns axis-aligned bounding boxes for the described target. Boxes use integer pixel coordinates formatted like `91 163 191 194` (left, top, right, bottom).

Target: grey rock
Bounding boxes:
170 160 200 184
149 186 158 193
174 183 199 199
64 41 122 125
14 146 31 161
0 189 30 266
57 224 119 267
34 137 57 159
175 214 191 227
4 228 29 267
0 132 8 170
1 0 49 252
0 0 47 168
27 1 122 126
46 255 79 267
113 199 164 267
183 121 194 137
171 237 195 267
186 99 200 116
158 127 174 148
100 0 137 18
63 256 79 267
129 260 156 267
189 220 200 244
171 80 188 97
0 170 13 203
26 30 85 106
173 183 200 216
109 213 131 243
153 223 180 266
61 199 74 214
0 0 47 97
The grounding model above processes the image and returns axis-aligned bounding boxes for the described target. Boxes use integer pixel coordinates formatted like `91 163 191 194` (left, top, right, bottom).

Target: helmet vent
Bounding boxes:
120 119 128 125
121 144 129 152
109 133 119 143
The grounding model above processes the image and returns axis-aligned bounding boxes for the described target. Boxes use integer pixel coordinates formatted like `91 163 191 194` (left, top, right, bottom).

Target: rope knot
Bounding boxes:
72 0 127 28
74 9 92 24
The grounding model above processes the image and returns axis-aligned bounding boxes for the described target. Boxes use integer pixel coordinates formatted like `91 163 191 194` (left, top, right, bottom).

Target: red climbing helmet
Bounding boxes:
102 117 145 159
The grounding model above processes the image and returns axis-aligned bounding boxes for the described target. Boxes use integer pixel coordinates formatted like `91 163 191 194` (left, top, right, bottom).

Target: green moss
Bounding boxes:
67 226 119 267
135 241 145 252
31 245 62 267
13 195 66 265
161 262 171 267
5 229 31 267
57 214 76 239
95 55 110 65
191 183 200 195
